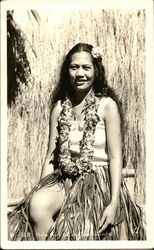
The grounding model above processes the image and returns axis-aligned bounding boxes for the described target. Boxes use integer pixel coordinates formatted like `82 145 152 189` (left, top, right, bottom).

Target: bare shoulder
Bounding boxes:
103 97 120 121
50 100 61 121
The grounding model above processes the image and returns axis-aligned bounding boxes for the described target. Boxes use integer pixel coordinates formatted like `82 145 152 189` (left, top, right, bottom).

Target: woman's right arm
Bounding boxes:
40 102 60 179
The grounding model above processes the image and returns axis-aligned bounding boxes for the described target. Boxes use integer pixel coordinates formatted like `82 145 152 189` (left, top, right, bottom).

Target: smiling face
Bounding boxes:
69 51 95 94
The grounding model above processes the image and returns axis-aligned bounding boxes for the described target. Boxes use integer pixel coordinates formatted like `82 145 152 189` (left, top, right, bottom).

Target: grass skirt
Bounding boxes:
8 165 146 241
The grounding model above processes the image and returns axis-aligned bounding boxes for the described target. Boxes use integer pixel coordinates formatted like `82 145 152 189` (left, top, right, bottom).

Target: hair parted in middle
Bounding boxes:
51 43 109 105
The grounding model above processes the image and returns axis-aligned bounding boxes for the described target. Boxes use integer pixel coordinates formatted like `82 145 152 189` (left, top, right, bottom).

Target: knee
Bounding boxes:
29 190 50 223
29 185 65 224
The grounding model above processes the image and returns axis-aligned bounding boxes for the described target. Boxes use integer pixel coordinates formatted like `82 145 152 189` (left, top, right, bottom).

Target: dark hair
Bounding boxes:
51 43 122 121
51 43 109 103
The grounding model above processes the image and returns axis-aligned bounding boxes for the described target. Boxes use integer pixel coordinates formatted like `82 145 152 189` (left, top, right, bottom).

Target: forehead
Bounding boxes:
70 51 93 64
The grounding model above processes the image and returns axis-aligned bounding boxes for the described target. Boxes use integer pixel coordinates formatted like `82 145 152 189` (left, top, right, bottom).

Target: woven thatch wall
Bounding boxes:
7 9 145 205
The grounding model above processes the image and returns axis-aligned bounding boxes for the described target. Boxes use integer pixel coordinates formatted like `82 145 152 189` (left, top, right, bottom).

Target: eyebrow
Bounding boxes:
70 63 92 66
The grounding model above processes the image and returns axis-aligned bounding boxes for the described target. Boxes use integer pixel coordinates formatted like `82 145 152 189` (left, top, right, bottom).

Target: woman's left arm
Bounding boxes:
99 99 122 232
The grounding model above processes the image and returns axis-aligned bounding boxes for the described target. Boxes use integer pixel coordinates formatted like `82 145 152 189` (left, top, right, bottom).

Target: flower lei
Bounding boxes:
57 92 100 177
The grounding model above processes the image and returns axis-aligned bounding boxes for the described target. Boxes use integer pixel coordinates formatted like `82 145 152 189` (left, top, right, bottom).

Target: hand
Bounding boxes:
99 202 118 233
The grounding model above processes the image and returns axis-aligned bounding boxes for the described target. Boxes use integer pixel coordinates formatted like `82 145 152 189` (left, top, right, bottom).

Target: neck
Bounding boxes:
72 87 94 106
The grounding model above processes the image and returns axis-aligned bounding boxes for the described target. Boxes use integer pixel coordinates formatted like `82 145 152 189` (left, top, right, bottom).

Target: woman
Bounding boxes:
8 43 145 241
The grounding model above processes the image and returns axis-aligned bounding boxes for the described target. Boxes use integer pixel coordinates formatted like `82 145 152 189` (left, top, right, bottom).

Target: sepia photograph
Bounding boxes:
1 0 154 249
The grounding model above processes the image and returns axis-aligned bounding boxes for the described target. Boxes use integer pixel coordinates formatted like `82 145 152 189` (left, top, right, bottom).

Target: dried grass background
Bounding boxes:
7 9 145 205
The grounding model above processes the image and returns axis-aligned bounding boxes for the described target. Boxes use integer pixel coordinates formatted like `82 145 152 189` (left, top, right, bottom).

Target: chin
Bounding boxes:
74 84 93 92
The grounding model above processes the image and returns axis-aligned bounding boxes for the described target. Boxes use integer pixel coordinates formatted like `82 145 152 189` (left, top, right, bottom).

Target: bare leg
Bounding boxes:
33 217 54 240
29 183 65 240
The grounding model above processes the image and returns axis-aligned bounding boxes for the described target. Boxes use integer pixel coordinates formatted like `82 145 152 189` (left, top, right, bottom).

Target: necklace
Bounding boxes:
57 92 100 177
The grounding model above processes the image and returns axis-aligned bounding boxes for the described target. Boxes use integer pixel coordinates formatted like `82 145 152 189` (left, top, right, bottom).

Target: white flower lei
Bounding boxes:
57 92 100 177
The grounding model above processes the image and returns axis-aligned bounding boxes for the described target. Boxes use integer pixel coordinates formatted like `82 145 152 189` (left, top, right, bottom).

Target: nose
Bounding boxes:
76 67 85 77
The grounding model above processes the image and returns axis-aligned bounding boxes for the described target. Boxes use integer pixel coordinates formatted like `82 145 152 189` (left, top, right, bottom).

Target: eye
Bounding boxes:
69 65 78 70
83 66 91 70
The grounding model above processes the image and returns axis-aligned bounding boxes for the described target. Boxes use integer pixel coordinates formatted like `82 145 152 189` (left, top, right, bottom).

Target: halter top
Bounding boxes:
58 97 112 165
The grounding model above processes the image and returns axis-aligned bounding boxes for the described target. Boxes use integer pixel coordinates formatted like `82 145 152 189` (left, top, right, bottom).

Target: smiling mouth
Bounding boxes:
75 80 87 83
76 81 87 86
